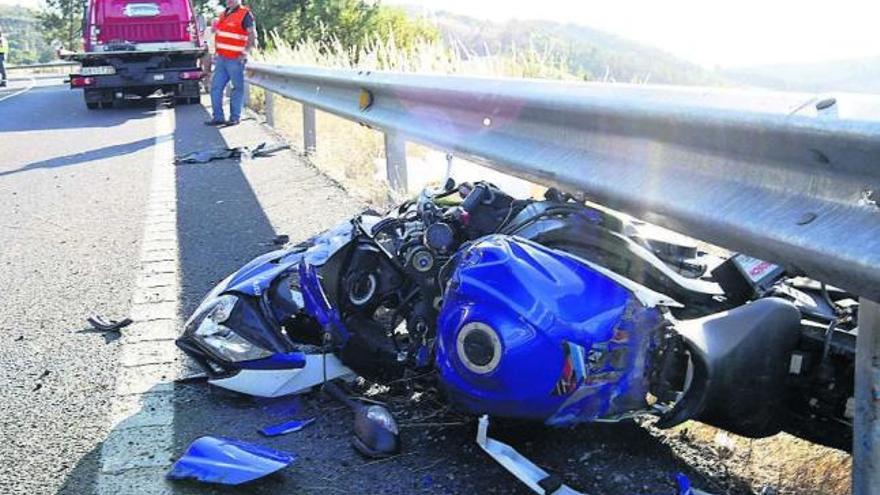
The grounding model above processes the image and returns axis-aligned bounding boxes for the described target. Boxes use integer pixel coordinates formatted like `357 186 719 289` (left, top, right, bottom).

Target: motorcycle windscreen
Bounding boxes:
435 235 665 425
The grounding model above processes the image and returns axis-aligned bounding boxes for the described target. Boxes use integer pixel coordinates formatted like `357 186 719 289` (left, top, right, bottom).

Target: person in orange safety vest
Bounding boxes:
205 0 257 126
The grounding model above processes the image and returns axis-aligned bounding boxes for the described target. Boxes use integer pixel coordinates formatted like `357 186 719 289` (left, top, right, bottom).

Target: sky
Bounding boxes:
386 0 880 68
4 0 878 67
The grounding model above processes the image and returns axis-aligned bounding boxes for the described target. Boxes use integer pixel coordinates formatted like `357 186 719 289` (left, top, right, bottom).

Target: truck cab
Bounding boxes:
65 0 205 109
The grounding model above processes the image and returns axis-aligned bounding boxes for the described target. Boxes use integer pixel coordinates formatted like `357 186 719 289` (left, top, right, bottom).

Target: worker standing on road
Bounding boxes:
205 0 256 126
0 29 9 87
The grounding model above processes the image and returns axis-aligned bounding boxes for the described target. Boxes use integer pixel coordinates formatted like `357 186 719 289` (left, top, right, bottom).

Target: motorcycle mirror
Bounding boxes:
352 404 401 458
443 177 456 193
323 381 401 459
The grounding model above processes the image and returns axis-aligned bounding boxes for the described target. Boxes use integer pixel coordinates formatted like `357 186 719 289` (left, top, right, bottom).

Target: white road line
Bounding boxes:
96 105 180 495
0 76 36 102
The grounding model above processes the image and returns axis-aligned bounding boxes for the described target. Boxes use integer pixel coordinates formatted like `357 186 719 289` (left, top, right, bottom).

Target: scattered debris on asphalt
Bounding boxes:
174 142 290 165
167 436 296 485
259 417 316 437
272 234 290 246
174 373 209 384
86 314 132 332
254 395 301 418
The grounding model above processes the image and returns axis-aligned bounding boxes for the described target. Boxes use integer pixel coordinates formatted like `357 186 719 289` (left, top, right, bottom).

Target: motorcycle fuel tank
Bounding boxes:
435 236 666 425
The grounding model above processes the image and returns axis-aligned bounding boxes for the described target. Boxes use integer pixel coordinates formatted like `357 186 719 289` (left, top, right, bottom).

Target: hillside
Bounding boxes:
0 4 54 64
408 9 723 86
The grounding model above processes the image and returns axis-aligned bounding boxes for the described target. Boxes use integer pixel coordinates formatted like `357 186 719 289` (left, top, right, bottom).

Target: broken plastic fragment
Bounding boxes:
675 472 712 495
476 415 585 495
259 417 316 437
167 436 296 485
87 314 133 332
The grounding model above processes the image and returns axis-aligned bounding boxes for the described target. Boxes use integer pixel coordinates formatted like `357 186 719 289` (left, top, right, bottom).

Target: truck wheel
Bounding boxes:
100 101 114 109
86 102 99 110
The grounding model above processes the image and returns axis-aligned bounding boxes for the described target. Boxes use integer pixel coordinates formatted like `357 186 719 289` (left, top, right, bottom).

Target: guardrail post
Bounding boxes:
384 131 407 192
854 298 880 495
302 104 317 155
265 91 275 127
243 82 251 110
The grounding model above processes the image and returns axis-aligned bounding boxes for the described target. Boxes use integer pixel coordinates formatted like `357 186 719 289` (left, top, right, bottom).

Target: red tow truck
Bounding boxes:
61 0 205 109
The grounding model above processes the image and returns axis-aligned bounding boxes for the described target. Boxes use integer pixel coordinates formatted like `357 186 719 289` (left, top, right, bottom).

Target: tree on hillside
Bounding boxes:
0 5 55 63
39 0 84 51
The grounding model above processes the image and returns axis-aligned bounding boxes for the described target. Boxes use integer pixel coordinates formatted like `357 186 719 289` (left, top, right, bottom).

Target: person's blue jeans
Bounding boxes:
211 55 245 122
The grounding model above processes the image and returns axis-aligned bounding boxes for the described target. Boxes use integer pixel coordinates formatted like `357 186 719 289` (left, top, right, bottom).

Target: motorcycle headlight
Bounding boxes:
192 295 272 363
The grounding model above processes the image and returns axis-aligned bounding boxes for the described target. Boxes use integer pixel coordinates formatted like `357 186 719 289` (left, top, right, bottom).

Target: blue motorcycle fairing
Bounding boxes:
299 262 350 344
435 235 664 425
224 221 356 299
178 220 362 377
167 436 296 485
238 352 308 370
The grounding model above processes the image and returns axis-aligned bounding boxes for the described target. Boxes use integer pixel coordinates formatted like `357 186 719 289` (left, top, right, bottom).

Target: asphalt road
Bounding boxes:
0 80 155 493
0 80 750 495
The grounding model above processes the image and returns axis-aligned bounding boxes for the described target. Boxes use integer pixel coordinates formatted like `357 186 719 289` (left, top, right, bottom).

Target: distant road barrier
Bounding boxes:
7 61 80 80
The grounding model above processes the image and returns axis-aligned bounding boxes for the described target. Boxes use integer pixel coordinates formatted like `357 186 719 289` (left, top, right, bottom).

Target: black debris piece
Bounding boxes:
87 314 133 332
272 234 290 246
174 142 290 165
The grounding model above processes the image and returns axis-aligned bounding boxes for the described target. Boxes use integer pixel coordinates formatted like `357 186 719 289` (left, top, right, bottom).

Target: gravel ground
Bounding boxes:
0 85 156 494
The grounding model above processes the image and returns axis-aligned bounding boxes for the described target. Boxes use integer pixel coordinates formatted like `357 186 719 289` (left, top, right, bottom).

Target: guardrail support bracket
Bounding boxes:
265 92 275 127
303 104 317 155
384 132 407 192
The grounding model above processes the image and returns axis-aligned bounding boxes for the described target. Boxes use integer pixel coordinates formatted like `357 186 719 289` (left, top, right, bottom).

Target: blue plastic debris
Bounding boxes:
167 436 296 485
674 473 711 495
675 473 692 494
259 417 316 437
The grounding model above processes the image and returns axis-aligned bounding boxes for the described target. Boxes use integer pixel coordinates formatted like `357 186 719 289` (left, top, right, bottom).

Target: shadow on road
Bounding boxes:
0 91 159 133
173 103 280 317
0 136 166 177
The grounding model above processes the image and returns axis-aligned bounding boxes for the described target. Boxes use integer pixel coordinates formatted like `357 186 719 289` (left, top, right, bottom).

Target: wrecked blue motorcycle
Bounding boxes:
177 181 856 448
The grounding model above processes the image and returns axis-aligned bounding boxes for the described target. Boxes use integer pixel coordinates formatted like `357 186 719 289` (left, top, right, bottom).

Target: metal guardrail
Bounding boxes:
6 61 80 82
8 61 80 71
244 63 880 494
246 63 880 300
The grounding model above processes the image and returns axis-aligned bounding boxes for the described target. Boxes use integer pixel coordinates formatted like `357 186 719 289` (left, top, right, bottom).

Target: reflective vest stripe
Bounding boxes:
215 42 245 53
216 32 248 41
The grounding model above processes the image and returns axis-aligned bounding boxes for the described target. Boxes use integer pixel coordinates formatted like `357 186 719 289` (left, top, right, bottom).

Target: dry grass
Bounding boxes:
647 420 851 494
